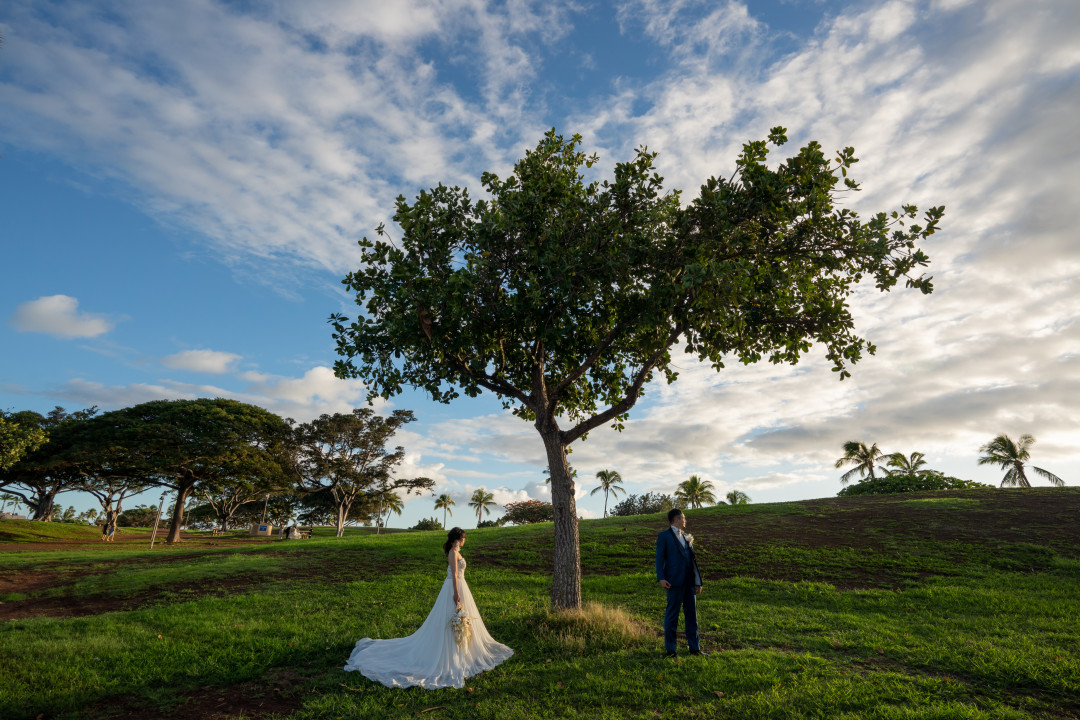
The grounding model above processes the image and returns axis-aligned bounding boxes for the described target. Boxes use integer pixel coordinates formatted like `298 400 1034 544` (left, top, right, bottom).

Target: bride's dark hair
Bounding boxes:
443 527 466 555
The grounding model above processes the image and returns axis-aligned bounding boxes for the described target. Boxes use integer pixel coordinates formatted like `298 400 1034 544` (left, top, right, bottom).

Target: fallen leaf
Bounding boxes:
157 634 163 640
419 708 446 714
465 687 474 694
713 691 724 698
546 659 552 663
657 674 664 682
556 681 564 689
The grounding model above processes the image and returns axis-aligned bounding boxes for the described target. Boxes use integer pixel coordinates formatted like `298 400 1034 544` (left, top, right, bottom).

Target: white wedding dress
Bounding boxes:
343 551 514 689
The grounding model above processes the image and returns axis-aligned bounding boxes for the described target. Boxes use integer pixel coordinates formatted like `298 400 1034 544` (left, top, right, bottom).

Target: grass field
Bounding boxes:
1 488 1078 719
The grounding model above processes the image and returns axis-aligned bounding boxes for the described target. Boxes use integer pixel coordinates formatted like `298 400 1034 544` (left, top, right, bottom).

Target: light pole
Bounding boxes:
149 491 168 549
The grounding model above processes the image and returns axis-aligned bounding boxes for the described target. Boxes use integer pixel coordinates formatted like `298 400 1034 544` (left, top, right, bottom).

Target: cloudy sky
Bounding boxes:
2 0 1078 527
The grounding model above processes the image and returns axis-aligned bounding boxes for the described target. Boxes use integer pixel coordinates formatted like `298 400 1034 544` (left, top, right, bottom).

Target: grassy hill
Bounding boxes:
0 488 1077 719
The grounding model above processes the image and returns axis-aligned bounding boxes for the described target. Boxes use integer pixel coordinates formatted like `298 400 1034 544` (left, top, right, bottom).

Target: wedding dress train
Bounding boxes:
343 554 513 689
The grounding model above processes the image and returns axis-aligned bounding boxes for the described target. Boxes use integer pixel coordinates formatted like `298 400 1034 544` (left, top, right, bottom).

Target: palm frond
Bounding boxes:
1032 466 1065 487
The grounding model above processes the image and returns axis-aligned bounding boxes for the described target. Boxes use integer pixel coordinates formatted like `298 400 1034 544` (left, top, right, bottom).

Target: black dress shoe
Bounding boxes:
664 651 677 658
689 649 710 656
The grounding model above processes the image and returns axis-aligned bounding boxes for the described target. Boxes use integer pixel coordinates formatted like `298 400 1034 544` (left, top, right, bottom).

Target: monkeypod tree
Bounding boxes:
331 128 943 609
82 399 291 543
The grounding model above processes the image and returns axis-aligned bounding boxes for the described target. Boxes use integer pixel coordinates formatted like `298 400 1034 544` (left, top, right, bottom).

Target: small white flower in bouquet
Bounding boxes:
449 603 473 647
683 532 694 546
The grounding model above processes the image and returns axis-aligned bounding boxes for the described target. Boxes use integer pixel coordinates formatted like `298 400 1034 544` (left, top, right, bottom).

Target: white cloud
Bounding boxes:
161 349 242 374
9 295 115 338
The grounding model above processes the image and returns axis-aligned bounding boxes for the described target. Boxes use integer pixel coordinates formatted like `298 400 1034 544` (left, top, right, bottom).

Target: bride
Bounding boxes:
343 527 514 688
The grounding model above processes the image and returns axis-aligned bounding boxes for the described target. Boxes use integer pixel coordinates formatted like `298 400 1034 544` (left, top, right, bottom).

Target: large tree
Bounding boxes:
0 407 98 521
292 408 433 537
978 433 1064 488
468 488 497 526
78 399 292 542
331 128 942 608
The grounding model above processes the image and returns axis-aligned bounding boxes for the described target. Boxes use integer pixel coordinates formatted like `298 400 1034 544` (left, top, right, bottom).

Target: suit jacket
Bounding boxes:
655 527 702 587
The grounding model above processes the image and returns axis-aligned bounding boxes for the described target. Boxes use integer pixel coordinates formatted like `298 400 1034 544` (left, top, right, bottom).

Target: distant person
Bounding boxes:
285 522 298 540
656 508 705 657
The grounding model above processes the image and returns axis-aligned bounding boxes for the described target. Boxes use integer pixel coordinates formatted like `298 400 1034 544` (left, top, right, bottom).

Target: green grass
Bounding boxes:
0 519 147 543
1 489 1078 719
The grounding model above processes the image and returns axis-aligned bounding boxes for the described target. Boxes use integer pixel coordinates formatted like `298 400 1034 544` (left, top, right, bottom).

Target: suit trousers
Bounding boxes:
663 569 699 653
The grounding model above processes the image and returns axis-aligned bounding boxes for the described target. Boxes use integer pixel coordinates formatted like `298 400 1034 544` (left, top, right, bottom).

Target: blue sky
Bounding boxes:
2 0 1078 527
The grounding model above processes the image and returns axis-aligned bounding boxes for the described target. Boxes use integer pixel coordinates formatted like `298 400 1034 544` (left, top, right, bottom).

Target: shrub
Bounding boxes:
610 492 677 517
476 518 503 528
838 474 993 496
117 505 159 527
502 499 554 525
410 517 443 531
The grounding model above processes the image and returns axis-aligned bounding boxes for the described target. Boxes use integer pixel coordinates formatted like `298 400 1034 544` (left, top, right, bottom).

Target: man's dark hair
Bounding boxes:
667 508 683 524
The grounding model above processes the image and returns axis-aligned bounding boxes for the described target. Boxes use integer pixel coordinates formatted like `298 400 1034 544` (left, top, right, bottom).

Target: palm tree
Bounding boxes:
978 433 1064 488
675 475 716 509
590 470 625 518
725 490 751 505
381 491 404 530
468 488 497 526
834 441 886 484
434 493 456 529
884 451 941 477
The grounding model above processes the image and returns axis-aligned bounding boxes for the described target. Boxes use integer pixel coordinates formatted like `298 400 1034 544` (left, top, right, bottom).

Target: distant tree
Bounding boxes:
503 499 554 525
411 517 443 531
476 518 502 528
838 474 992 496
835 441 886 484
292 409 433 537
0 493 24 515
0 407 98 521
76 507 99 525
117 505 159 527
379 490 404 530
726 490 751 505
676 475 716 509
0 414 47 471
610 492 677 517
434 493 455 529
590 470 625 518
468 488 497 526
884 451 940 477
331 128 942 608
978 433 1064 488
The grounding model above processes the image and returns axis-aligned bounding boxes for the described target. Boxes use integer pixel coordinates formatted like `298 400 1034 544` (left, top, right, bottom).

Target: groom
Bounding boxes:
655 508 705 657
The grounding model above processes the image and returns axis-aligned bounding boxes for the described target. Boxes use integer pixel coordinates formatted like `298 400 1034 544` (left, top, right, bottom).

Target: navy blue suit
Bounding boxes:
656 527 702 653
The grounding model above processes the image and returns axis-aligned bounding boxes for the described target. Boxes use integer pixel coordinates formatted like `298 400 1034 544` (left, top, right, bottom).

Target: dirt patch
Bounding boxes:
81 667 310 720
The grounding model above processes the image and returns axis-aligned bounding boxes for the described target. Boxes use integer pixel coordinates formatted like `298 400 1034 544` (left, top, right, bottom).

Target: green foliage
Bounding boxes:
610 492 676 516
838 473 993 496
410 517 443 531
476 518 502 528
590 469 625 518
116 505 159 527
502 499 554 525
468 488 497 525
0 415 47 471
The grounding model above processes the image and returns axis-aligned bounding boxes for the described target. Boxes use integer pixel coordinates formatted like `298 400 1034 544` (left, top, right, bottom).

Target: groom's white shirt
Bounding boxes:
671 527 688 550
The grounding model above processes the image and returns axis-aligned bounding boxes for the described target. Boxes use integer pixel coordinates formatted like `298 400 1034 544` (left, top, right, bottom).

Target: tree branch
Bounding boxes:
561 323 683 445
548 321 625 409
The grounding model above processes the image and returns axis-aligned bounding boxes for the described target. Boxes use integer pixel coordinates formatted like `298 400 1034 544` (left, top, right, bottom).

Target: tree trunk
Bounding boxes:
31 492 56 521
541 428 581 611
165 485 191 543
335 502 348 538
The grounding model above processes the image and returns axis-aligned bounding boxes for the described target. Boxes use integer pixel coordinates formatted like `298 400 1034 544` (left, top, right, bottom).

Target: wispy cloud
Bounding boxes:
160 349 242 374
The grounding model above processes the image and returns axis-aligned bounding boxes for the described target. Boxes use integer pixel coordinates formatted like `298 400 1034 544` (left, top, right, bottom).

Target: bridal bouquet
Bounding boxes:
449 603 472 647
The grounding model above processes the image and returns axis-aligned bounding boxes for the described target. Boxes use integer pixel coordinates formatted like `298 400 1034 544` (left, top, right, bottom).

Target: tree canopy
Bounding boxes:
978 433 1064 488
331 128 942 608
